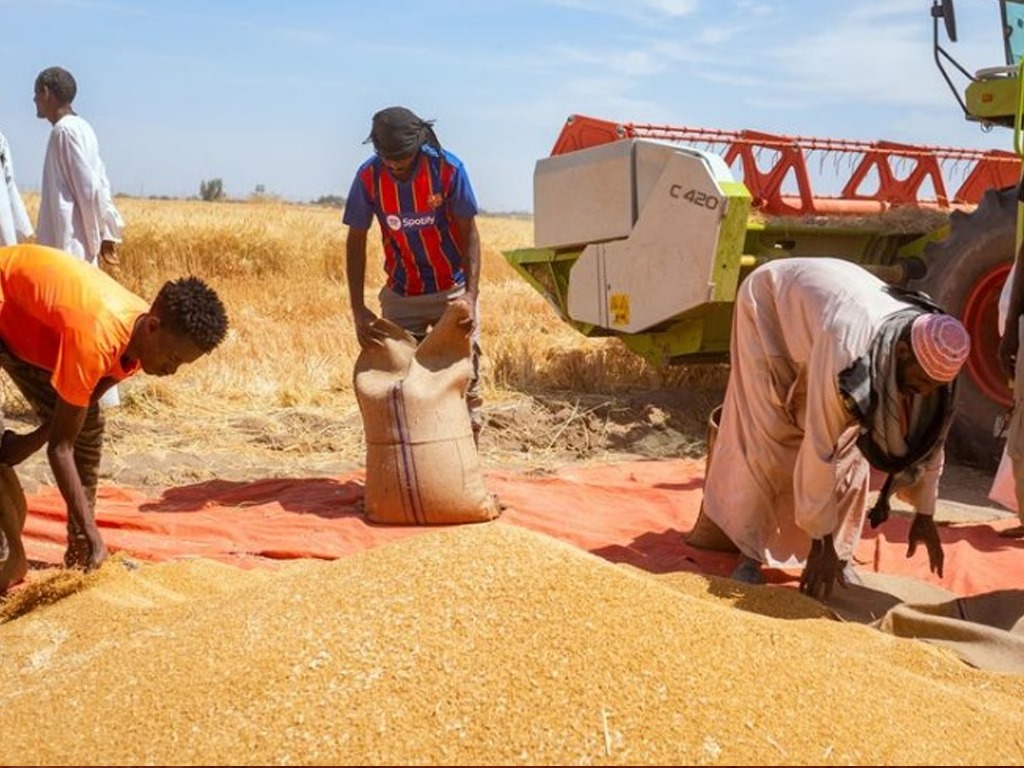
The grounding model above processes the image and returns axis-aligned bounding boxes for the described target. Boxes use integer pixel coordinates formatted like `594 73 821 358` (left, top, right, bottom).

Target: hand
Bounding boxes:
907 513 944 578
352 306 384 348
448 294 478 332
799 534 849 601
999 327 1019 380
64 517 108 572
99 239 119 266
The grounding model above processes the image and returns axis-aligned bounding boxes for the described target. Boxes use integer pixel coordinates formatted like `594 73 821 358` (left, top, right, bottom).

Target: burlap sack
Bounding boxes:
0 464 29 593
353 301 500 525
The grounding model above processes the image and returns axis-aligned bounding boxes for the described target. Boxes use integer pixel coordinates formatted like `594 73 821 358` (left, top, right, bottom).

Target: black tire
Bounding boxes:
909 185 1017 470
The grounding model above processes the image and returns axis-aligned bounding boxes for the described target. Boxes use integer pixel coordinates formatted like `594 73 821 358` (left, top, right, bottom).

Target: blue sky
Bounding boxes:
0 0 1013 212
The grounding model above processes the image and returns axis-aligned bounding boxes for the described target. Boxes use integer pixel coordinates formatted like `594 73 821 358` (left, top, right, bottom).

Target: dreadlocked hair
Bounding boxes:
151 276 228 353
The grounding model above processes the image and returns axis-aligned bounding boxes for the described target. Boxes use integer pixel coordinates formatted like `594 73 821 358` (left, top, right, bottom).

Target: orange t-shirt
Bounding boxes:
0 244 148 407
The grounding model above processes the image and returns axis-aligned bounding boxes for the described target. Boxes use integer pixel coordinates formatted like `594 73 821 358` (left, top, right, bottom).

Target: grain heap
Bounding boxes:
2 523 1022 765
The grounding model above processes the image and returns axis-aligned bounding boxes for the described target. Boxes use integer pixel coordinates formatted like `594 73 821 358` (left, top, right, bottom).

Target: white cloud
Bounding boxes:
698 25 739 45
639 0 699 17
543 0 698 21
768 21 942 106
846 0 926 23
551 43 668 77
646 38 722 65
735 0 773 18
732 5 999 110
700 70 774 89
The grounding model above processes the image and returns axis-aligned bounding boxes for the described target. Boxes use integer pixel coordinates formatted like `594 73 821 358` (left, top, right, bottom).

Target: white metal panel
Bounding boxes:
567 147 730 333
533 140 636 249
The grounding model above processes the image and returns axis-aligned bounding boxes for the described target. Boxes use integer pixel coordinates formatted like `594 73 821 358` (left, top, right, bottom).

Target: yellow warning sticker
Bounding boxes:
610 294 630 326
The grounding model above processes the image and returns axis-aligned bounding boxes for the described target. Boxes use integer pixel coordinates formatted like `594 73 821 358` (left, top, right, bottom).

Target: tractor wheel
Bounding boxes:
909 185 1017 470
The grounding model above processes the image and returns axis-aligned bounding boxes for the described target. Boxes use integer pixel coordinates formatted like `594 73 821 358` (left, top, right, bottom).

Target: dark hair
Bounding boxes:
35 67 77 104
151 277 228 353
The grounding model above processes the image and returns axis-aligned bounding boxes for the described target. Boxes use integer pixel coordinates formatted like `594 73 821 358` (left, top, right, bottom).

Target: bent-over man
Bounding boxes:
699 257 969 600
0 244 228 592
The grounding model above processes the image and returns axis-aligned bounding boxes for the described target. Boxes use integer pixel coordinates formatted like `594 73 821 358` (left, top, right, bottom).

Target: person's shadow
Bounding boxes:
138 476 366 520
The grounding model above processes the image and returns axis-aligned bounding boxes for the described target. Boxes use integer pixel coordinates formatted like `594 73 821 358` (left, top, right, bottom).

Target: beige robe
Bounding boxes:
702 258 943 568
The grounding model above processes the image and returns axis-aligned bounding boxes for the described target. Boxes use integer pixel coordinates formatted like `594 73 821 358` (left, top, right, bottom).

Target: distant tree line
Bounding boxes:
311 194 345 208
199 178 225 202
194 177 344 208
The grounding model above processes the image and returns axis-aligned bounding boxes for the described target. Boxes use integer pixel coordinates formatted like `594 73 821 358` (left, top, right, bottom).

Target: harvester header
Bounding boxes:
550 113 1020 216
503 107 1023 468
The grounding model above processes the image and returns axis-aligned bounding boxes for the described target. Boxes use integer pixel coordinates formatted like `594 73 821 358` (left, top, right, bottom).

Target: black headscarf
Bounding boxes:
365 106 442 159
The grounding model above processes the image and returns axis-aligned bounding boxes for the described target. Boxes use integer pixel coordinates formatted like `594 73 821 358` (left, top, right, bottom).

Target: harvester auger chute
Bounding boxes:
503 110 1022 469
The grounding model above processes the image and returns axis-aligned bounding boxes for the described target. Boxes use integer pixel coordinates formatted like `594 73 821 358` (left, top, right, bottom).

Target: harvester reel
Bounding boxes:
909 185 1017 470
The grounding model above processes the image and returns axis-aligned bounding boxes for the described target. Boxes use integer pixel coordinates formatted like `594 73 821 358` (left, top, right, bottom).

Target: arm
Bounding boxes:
98 161 123 268
794 338 862 599
453 214 481 322
793 339 859 540
345 227 381 347
0 424 49 467
893 444 946 577
449 158 481 318
47 398 107 571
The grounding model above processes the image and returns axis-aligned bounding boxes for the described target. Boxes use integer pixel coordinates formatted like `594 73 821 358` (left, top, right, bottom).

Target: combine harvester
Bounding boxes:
504 0 1024 469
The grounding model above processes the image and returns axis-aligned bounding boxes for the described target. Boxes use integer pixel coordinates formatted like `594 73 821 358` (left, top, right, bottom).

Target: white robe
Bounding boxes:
37 115 124 408
702 258 943 568
0 131 33 246
36 114 122 264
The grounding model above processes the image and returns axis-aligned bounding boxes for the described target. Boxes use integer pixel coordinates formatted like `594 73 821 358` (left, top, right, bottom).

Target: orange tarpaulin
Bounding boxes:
18 458 1024 596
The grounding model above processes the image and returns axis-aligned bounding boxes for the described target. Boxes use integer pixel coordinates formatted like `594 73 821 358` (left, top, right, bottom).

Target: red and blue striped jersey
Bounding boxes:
343 147 479 297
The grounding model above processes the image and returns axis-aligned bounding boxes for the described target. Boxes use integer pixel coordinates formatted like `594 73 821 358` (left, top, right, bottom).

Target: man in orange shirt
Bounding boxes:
0 244 228 591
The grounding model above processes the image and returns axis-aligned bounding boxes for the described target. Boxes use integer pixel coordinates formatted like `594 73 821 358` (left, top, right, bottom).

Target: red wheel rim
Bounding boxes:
961 263 1013 408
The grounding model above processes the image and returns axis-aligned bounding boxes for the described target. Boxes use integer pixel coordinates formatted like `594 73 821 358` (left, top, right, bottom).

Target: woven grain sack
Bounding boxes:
354 300 500 525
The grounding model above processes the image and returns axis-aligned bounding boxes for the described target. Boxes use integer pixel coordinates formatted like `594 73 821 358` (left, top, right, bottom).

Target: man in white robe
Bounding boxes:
700 258 970 599
34 66 124 407
33 66 122 267
0 129 33 246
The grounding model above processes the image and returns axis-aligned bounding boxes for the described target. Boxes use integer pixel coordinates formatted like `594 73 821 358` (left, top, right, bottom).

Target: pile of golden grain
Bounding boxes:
2 523 1021 765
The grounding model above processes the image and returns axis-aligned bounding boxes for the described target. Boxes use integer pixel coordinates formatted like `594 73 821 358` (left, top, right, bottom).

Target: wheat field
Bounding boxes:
3 195 723 481
68 196 701 407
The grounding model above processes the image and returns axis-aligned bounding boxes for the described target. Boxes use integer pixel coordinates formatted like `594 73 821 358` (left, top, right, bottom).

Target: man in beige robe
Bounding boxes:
701 258 970 599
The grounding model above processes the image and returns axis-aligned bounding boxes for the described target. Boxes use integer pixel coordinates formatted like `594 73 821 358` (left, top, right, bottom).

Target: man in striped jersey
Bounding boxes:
343 107 484 445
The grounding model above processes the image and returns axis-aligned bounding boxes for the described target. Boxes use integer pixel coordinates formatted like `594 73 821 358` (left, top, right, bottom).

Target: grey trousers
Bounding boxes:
0 345 104 517
379 285 483 421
